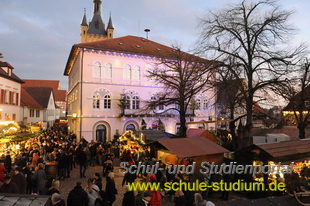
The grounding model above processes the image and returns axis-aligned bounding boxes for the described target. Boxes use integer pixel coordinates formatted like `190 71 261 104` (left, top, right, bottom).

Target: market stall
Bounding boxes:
155 136 229 179
235 139 310 190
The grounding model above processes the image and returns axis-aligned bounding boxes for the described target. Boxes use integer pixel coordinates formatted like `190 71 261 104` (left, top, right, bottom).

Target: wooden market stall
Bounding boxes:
155 136 230 179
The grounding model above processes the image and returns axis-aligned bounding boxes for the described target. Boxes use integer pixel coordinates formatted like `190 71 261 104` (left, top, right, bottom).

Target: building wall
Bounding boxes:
67 49 215 141
43 92 56 128
20 106 44 125
0 76 21 123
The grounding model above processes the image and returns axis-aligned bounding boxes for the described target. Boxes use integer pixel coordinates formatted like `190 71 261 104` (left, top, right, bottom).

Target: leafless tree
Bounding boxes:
198 0 306 147
273 59 310 139
146 47 216 138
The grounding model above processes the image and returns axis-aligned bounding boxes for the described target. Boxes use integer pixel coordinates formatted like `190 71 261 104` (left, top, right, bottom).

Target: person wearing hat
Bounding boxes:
0 175 19 194
12 166 27 194
135 191 152 206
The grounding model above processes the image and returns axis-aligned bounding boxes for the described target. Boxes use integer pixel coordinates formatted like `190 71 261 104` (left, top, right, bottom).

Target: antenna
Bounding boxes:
144 29 150 39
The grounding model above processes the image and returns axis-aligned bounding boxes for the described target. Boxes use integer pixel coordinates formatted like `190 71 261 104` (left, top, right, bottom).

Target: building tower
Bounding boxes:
107 13 114 39
80 0 114 43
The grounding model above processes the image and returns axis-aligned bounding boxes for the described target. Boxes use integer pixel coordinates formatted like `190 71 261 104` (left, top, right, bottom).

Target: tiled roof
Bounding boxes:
20 88 44 110
54 90 67 102
0 61 24 83
65 35 208 75
23 87 53 109
22 79 66 101
22 79 59 90
257 139 310 159
158 136 229 158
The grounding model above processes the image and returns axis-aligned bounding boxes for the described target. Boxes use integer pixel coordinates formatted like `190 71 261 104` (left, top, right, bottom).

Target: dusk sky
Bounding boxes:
1 0 309 90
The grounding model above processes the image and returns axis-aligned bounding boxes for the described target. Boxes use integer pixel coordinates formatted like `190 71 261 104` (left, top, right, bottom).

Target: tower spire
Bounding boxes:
81 8 88 26
107 12 114 29
94 0 102 15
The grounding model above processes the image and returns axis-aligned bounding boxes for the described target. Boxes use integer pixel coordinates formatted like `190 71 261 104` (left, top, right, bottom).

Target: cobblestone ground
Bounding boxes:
59 160 246 206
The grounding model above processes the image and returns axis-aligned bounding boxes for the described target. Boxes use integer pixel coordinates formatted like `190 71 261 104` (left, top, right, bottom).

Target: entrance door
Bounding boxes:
96 125 107 142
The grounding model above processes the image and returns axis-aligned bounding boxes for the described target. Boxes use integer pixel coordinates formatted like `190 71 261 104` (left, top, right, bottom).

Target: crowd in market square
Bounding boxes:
0 127 218 206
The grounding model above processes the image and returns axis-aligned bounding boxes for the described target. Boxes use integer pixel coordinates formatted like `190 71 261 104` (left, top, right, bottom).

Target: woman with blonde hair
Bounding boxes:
106 172 117 206
194 193 215 206
85 178 99 206
47 179 60 195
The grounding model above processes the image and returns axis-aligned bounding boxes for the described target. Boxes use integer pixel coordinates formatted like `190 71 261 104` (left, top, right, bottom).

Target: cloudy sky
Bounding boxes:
0 0 309 90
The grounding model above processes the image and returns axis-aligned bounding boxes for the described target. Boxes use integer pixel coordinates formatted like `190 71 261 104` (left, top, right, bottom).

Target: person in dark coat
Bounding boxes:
94 190 109 206
122 185 135 206
23 162 34 194
12 167 27 194
0 175 19 194
135 191 152 206
67 182 89 206
94 173 103 191
4 152 12 173
106 172 117 206
76 146 87 178
122 171 136 186
47 180 60 195
32 163 47 195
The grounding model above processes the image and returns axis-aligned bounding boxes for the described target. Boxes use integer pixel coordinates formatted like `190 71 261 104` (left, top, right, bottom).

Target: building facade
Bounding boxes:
22 80 67 118
0 61 23 124
21 87 57 129
64 36 215 142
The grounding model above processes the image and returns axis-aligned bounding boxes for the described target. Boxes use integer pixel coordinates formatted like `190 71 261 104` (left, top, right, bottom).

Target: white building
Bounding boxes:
64 35 215 142
21 87 57 129
0 61 23 124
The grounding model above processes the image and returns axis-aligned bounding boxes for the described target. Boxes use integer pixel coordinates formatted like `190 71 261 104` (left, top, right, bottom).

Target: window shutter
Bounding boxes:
9 91 13 105
16 93 19 106
0 89 3 104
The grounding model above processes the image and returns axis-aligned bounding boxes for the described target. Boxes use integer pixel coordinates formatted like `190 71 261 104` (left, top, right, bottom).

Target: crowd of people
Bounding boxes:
0 127 216 206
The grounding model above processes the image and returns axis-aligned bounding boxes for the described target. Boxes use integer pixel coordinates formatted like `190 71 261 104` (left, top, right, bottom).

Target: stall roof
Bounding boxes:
257 139 310 158
157 137 229 158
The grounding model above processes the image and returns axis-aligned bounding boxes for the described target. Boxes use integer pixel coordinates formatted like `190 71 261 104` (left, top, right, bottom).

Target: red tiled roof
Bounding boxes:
0 61 24 83
22 79 60 90
22 79 66 101
187 129 208 138
158 137 229 158
65 35 208 75
20 88 44 110
54 90 67 102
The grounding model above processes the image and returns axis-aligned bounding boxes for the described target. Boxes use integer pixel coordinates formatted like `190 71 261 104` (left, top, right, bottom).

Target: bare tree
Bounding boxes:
146 47 216 138
198 0 305 147
273 59 310 139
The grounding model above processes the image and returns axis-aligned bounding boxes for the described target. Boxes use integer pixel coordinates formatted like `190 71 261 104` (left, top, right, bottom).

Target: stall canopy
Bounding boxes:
257 139 310 162
157 136 229 158
238 139 310 163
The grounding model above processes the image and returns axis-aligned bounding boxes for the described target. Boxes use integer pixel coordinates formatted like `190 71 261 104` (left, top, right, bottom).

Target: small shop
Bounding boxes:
236 139 310 184
152 136 229 179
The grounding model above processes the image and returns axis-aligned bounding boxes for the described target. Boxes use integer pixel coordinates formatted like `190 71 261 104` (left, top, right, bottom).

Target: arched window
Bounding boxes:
203 100 208 110
123 64 131 79
103 95 111 109
93 61 101 78
132 65 140 80
125 95 131 109
93 93 100 109
132 96 140 109
196 99 201 110
126 124 136 131
104 63 112 78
